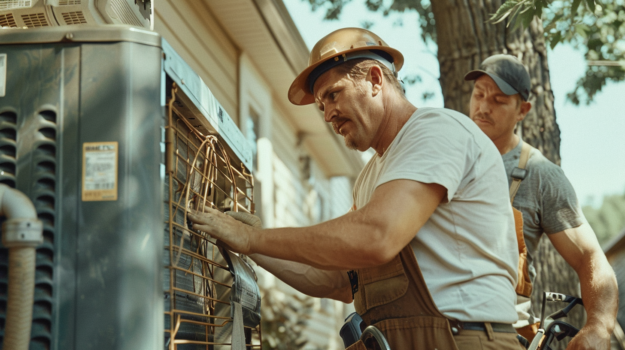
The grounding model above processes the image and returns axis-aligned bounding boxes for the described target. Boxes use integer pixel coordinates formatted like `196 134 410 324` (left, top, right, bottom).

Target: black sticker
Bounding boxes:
347 270 358 298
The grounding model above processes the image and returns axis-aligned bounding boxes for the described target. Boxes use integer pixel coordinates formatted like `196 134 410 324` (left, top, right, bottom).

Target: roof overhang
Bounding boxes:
204 0 363 177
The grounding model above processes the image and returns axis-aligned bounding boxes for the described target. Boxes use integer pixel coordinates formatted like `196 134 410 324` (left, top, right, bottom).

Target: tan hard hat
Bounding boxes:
288 27 404 105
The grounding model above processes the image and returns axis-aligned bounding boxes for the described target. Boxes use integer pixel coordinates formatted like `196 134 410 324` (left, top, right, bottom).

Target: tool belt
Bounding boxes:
448 321 517 335
346 243 523 350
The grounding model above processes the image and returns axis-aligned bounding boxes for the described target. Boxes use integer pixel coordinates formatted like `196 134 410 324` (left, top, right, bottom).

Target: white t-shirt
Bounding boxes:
352 107 519 323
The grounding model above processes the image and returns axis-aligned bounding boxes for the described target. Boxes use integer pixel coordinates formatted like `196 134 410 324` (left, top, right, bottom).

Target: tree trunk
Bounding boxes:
431 1 583 347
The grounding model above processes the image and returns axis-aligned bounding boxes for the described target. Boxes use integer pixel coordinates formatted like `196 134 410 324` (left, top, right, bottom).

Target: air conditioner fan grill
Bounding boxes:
164 85 260 349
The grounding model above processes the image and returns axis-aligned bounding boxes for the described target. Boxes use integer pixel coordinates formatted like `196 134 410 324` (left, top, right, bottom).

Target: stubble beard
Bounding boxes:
345 139 358 150
343 131 362 151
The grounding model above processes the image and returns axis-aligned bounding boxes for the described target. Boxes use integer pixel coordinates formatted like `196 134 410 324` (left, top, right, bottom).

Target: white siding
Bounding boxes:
158 2 358 348
267 107 354 349
154 0 239 123
330 176 354 218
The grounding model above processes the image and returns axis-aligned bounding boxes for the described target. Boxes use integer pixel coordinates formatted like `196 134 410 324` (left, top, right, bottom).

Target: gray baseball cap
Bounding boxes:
464 54 531 101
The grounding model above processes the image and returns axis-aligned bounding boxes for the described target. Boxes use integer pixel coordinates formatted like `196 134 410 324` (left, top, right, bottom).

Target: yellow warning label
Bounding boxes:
82 142 118 201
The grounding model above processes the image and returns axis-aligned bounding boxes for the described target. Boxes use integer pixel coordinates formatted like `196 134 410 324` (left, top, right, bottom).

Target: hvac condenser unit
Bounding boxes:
0 0 152 29
0 25 261 350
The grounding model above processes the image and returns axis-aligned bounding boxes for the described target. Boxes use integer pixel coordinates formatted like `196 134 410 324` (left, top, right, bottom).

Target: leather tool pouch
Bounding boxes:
513 207 533 297
345 340 368 350
351 248 460 350
353 254 409 313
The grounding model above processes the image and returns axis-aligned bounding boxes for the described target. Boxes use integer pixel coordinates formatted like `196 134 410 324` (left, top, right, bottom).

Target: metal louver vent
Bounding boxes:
0 0 33 10
59 0 81 4
0 111 17 188
28 109 57 349
21 13 48 28
62 11 87 25
0 111 18 347
110 0 142 26
0 14 17 28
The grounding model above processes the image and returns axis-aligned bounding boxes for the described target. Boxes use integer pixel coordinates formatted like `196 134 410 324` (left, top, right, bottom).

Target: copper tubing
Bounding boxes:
0 184 43 350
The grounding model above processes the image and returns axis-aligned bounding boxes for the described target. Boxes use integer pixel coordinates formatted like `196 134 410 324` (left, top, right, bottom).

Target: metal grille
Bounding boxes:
109 0 142 27
62 11 86 25
0 110 55 349
164 85 260 349
0 111 16 188
0 110 17 349
58 0 81 5
29 110 57 349
0 111 17 347
0 13 17 28
21 13 48 28
0 0 33 10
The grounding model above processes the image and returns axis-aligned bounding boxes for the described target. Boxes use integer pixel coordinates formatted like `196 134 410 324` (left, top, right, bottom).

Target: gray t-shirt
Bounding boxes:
503 139 585 323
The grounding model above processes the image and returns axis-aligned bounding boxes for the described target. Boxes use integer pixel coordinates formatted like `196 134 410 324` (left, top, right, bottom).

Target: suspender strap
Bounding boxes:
509 142 531 203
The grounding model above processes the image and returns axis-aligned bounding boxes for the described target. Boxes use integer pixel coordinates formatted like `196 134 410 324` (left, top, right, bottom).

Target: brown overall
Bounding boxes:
346 245 524 350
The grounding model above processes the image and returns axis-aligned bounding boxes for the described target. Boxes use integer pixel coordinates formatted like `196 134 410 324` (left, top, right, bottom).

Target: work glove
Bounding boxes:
225 211 262 229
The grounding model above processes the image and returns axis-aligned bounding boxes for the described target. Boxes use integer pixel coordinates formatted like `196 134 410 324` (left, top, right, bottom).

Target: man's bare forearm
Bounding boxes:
577 251 618 332
189 180 445 270
249 180 446 270
249 253 352 303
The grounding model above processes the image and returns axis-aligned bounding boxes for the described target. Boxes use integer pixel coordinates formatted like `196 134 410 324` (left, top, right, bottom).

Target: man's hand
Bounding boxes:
566 323 611 350
187 208 260 254
226 211 262 229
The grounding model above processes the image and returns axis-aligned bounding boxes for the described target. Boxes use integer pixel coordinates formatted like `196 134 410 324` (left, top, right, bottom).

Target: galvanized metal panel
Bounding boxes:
0 28 164 350
75 39 163 350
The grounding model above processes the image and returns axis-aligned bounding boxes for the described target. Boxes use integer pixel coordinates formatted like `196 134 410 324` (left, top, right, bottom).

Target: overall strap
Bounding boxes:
399 245 447 317
353 245 447 323
508 141 534 298
349 245 460 350
509 141 531 203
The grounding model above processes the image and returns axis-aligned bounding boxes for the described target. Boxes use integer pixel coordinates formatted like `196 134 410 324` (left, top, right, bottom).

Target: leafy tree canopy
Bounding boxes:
303 0 625 105
491 0 625 105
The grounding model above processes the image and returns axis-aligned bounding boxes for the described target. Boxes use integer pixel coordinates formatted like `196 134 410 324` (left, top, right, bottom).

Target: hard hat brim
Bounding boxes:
288 46 404 106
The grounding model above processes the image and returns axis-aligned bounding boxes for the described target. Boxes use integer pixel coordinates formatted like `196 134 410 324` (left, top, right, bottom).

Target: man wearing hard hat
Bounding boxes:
189 28 524 349
465 54 618 349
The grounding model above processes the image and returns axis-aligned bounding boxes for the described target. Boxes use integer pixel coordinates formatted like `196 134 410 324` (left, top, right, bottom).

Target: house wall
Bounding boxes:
155 2 357 349
155 0 239 123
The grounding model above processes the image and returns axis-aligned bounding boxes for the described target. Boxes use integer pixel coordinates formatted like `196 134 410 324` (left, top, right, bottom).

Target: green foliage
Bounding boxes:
305 0 436 43
557 1 625 105
491 0 625 105
302 0 624 105
583 191 625 246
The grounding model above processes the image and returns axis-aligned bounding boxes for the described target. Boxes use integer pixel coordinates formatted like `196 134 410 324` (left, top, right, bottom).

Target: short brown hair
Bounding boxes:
334 59 404 96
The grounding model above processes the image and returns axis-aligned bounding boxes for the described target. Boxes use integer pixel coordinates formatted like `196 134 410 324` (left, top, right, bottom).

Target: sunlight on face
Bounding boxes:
313 69 379 151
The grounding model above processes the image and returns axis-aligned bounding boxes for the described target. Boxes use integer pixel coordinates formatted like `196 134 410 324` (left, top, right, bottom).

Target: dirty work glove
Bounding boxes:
188 208 260 254
225 211 262 229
